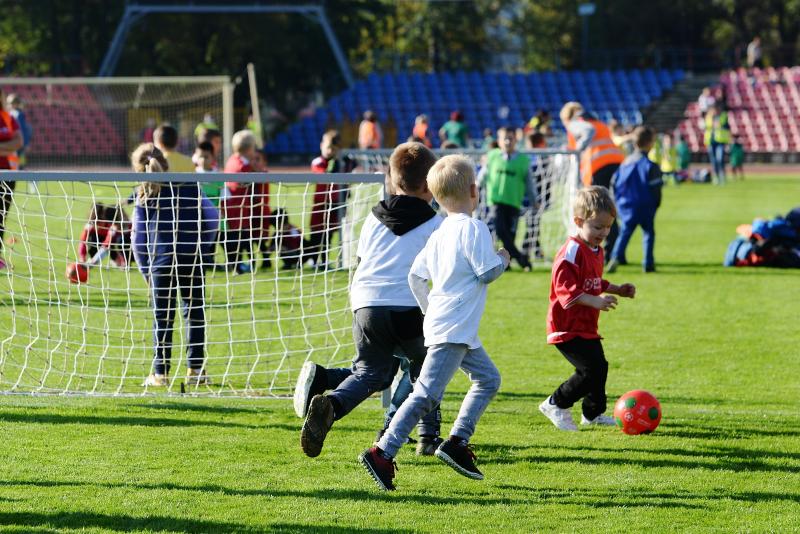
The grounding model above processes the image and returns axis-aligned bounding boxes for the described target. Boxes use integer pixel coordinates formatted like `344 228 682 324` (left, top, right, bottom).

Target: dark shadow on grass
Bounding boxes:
0 412 283 431
477 442 800 474
493 391 552 402
665 421 800 439
0 511 256 533
126 402 264 416
493 484 799 506
266 524 413 533
0 479 522 507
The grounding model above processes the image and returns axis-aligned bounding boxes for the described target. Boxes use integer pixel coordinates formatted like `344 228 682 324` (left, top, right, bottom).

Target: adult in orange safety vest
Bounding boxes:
560 101 625 258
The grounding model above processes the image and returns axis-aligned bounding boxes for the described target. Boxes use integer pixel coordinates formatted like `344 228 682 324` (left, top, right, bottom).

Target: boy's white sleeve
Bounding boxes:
356 213 375 259
408 246 431 312
465 221 504 277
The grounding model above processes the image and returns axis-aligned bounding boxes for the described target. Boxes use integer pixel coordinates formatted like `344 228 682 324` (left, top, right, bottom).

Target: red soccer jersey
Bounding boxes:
0 111 20 170
546 236 610 344
223 154 254 230
309 156 344 231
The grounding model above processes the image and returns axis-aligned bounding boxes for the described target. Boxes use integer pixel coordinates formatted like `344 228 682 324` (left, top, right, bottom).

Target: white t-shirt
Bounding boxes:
350 211 442 310
409 213 504 349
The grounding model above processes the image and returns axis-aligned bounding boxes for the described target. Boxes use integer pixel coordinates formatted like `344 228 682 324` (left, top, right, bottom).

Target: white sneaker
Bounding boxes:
581 413 616 426
293 361 320 418
143 373 168 387
186 368 211 386
539 396 578 431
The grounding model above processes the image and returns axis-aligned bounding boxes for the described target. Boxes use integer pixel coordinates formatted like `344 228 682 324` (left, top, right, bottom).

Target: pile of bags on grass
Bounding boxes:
725 207 800 268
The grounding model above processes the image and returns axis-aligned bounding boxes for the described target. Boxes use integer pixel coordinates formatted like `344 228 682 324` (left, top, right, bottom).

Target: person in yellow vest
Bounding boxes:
658 133 679 185
704 102 730 185
245 113 264 148
560 102 625 257
194 113 219 143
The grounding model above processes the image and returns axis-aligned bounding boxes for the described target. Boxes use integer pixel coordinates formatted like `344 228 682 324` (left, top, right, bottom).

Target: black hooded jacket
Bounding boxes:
371 195 437 236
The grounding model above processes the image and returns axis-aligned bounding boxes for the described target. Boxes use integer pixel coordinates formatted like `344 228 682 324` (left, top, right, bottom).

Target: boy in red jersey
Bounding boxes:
223 130 257 274
0 87 23 271
539 186 636 431
307 130 355 268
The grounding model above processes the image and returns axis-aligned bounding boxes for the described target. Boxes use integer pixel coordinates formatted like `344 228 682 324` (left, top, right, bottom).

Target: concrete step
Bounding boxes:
643 73 719 132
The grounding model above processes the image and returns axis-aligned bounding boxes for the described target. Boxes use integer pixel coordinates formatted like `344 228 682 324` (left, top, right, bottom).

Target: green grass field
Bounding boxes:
1 174 799 532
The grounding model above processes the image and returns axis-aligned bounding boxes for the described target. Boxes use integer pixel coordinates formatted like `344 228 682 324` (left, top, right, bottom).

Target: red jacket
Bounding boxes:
223 154 253 230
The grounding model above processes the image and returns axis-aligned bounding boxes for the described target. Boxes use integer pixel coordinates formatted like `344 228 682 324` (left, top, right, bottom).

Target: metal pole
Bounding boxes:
246 63 263 147
222 81 234 162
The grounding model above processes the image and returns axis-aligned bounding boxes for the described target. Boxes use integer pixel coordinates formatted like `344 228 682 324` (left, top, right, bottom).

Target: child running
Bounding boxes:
359 154 509 491
298 142 443 458
539 186 636 431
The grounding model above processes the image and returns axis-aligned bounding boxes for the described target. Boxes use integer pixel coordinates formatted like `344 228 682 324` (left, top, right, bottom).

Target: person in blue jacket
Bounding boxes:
607 127 663 273
130 143 209 387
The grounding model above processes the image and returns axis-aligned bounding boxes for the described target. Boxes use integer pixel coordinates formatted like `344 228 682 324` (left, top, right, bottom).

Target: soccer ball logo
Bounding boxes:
613 390 661 435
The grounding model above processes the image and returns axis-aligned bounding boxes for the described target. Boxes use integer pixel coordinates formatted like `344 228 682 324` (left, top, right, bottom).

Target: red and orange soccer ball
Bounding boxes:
613 390 662 435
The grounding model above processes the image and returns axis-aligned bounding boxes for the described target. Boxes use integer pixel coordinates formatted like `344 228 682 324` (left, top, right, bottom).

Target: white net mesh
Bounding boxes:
347 148 580 264
0 77 230 169
0 172 382 396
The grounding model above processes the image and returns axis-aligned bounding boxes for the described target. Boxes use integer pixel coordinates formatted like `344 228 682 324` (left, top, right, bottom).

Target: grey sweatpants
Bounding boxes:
377 342 501 458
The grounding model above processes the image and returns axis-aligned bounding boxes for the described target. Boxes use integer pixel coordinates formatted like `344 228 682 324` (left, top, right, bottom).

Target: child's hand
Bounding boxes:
596 294 618 311
498 248 511 266
618 283 636 298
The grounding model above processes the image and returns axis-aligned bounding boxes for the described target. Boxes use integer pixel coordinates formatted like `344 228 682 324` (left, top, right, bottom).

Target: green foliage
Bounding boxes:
0 175 799 531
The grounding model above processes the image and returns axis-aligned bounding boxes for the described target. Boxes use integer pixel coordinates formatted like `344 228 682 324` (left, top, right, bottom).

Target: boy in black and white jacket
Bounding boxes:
297 142 443 457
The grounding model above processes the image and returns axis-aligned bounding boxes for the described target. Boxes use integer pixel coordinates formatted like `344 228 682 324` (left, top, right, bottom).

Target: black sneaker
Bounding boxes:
293 361 327 418
300 395 334 457
416 435 444 456
434 439 484 480
358 447 397 491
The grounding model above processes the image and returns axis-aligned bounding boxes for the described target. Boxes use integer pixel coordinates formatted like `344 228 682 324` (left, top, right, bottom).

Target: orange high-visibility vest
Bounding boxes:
567 119 625 186
358 120 381 149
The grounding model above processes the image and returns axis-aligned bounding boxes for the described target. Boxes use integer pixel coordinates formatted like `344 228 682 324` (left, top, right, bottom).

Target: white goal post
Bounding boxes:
0 171 382 396
0 147 578 398
346 148 581 264
0 76 235 168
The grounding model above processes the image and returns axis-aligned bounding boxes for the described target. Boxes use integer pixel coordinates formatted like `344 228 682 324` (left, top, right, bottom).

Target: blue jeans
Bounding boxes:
708 142 726 183
611 210 656 270
377 342 501 458
148 259 206 375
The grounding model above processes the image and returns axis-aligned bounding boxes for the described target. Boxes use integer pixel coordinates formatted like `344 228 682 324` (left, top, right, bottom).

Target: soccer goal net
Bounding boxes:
346 148 580 264
0 170 382 396
0 77 234 169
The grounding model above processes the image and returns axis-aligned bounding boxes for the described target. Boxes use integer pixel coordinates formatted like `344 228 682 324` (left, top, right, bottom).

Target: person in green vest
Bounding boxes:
245 113 264 148
194 113 219 142
729 134 745 180
704 102 730 184
478 126 534 271
438 110 470 148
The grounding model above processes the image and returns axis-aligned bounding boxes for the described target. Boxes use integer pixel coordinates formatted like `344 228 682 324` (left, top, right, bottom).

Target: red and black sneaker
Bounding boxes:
434 438 484 480
300 395 334 457
358 447 397 491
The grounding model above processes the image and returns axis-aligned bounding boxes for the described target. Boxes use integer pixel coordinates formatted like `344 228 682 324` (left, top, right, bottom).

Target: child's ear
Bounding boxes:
573 215 584 227
470 182 478 198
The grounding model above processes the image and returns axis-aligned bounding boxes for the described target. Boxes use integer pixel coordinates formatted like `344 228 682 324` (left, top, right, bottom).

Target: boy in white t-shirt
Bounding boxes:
298 142 443 458
359 155 510 491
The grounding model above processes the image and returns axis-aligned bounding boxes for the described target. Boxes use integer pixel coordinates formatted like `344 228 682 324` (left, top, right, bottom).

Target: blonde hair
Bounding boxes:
232 130 257 154
559 101 584 126
574 186 617 220
130 143 168 204
426 154 474 204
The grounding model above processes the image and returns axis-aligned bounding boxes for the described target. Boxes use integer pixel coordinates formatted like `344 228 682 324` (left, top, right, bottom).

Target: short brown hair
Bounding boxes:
321 129 340 146
573 185 617 220
427 154 474 204
153 124 179 149
389 142 437 193
633 126 655 150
